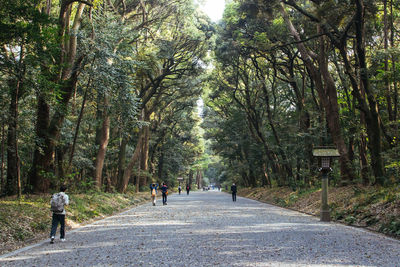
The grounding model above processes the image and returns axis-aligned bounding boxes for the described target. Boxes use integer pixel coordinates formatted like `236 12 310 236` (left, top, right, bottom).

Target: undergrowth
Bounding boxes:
239 184 400 239
0 191 151 254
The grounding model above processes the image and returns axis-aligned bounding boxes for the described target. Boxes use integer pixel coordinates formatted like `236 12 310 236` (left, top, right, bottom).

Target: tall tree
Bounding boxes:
29 1 89 193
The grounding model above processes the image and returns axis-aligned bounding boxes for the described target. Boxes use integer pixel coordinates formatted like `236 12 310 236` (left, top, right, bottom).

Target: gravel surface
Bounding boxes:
1 191 399 267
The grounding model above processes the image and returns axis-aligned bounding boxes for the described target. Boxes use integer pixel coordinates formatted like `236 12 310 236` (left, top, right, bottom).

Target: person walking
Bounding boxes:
178 185 182 195
231 183 237 202
186 184 190 195
49 185 69 244
161 182 168 205
150 183 159 206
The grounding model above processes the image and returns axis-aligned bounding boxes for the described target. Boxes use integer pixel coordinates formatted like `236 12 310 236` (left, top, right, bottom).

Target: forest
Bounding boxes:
203 0 400 190
0 0 399 198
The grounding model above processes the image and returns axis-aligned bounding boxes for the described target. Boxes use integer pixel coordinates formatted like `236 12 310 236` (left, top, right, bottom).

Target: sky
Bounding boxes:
198 0 226 22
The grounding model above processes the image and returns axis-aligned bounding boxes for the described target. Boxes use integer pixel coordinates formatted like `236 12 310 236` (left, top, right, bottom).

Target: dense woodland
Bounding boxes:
0 0 399 197
203 0 400 189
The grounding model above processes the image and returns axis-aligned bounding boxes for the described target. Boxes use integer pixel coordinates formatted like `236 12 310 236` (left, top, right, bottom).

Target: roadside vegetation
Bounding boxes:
238 185 400 239
0 191 151 255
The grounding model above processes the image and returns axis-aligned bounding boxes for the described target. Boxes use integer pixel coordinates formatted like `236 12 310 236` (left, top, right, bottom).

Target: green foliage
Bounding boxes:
1 0 399 199
203 0 400 189
380 218 400 236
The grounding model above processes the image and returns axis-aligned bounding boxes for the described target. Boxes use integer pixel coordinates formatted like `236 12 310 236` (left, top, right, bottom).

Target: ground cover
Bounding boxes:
238 185 400 239
0 191 151 255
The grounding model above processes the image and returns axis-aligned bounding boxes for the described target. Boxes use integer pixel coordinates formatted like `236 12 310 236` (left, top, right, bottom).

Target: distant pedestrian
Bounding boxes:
231 183 237 202
150 183 159 206
178 185 182 195
186 184 190 195
50 185 69 244
161 182 168 205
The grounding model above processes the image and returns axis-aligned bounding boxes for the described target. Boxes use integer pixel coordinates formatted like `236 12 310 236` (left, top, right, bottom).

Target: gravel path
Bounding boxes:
1 191 399 267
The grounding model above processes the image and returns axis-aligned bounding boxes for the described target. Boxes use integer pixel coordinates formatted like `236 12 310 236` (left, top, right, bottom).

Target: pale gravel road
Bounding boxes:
1 191 399 267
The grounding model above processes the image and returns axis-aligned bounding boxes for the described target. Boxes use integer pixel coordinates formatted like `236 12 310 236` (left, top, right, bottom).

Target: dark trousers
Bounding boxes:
50 213 66 238
162 192 167 204
232 192 237 202
186 190 189 195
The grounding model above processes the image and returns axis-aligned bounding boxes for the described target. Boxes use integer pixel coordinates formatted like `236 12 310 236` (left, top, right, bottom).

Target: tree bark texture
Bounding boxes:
1 121 5 194
118 136 143 193
140 124 150 187
6 81 20 196
94 96 110 189
117 136 128 189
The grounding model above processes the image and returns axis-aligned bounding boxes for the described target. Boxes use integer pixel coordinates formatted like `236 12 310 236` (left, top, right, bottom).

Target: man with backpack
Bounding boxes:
50 185 69 244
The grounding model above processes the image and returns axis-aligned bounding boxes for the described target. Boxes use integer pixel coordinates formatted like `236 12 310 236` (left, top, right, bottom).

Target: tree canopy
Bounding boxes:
0 0 399 196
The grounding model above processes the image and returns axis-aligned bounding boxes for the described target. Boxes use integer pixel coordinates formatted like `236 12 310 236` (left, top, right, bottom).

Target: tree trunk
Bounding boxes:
262 163 272 188
29 96 51 193
360 130 369 185
93 95 110 189
56 146 67 181
6 79 22 196
117 136 128 188
383 0 393 121
354 0 385 184
390 0 398 125
0 120 5 194
157 145 164 181
118 136 143 193
196 169 200 189
140 125 150 187
30 56 84 193
68 78 90 172
188 169 193 186
317 30 355 184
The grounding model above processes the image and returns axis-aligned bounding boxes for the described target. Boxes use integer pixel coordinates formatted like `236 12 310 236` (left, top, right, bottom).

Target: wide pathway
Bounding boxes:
1 191 399 266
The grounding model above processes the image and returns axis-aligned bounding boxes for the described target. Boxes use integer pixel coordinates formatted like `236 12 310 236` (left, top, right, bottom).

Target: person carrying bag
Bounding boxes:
49 185 69 243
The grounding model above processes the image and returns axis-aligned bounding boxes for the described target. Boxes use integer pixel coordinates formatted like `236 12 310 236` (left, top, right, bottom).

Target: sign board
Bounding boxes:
177 177 184 182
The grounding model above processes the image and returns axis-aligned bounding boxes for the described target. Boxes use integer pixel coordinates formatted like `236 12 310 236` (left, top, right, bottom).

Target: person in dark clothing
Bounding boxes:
178 185 182 195
186 184 190 195
231 183 237 202
161 182 168 205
